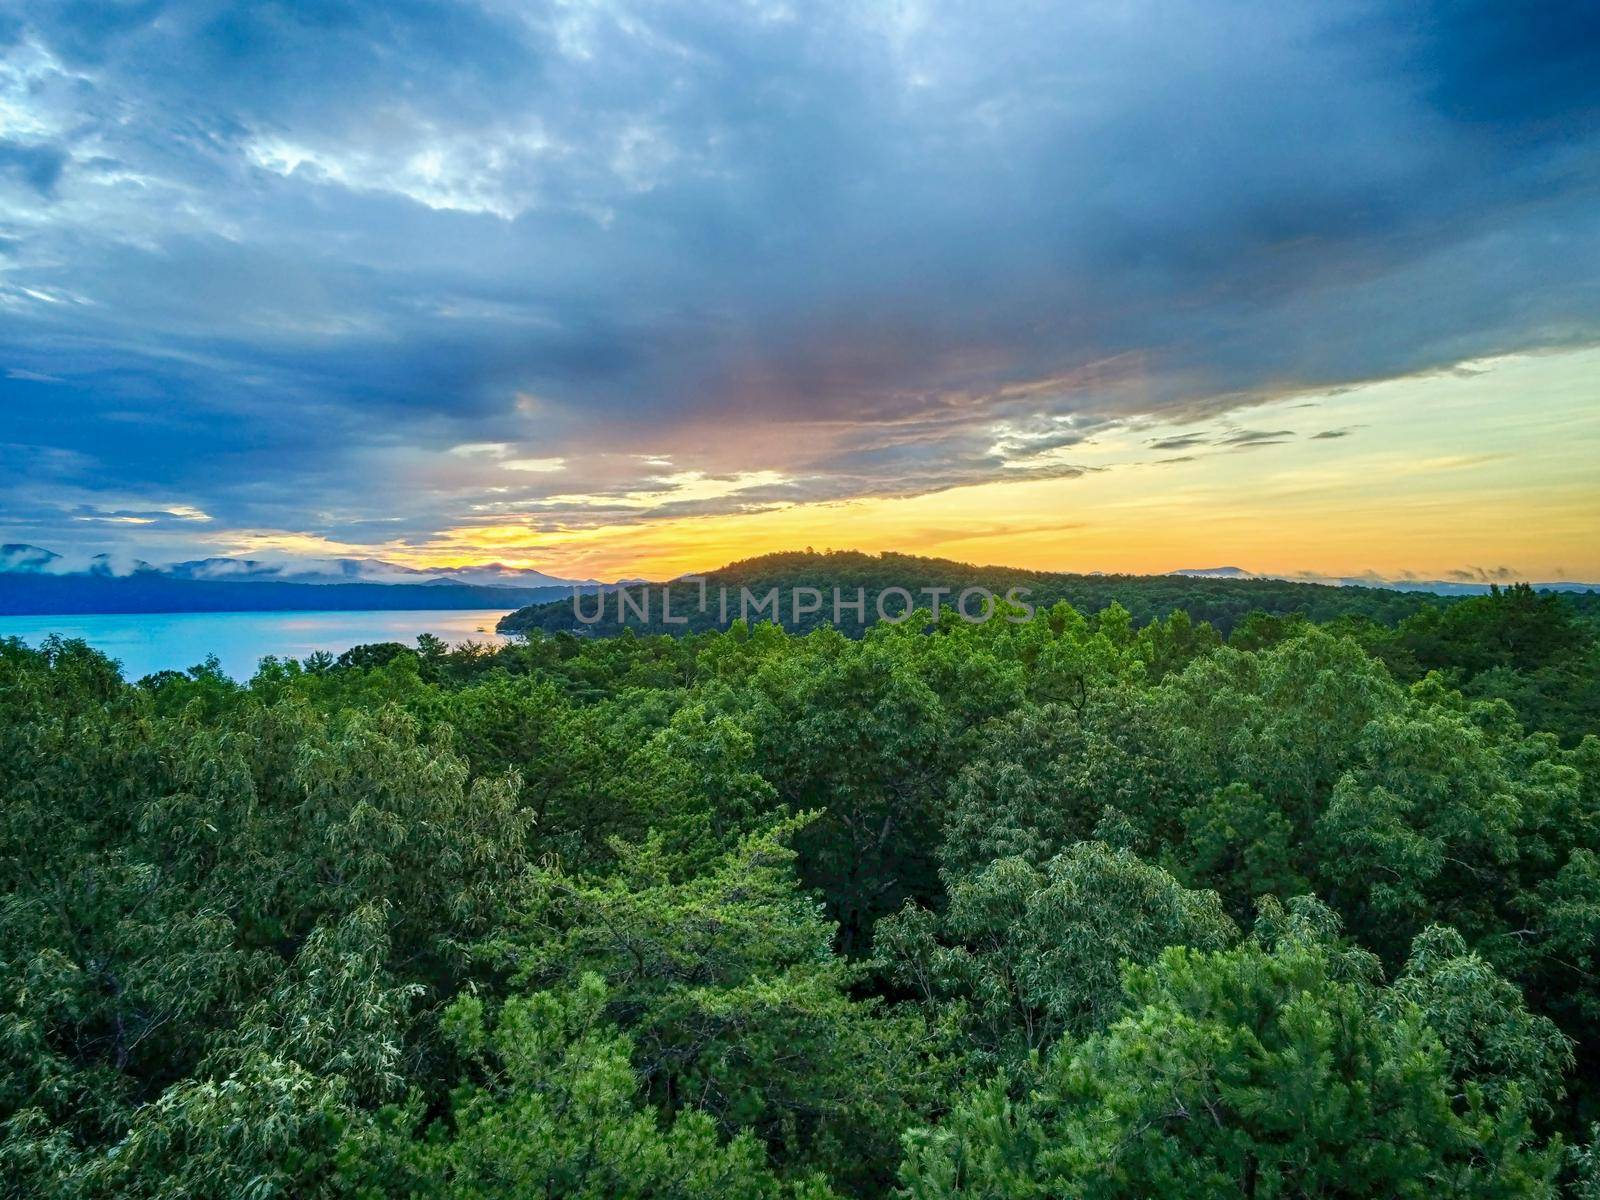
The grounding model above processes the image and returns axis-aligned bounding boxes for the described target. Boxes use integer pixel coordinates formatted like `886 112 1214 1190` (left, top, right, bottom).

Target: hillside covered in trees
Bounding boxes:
5 577 1600 1197
500 550 1472 637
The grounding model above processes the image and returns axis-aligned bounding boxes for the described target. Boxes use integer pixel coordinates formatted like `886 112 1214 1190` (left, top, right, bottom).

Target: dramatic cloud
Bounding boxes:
2 0 1598 562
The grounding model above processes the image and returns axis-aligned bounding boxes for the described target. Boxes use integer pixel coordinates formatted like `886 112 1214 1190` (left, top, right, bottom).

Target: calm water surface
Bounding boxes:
0 610 517 680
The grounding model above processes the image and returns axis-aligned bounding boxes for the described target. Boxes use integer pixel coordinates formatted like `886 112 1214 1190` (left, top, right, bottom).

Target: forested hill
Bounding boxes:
499 547 1600 638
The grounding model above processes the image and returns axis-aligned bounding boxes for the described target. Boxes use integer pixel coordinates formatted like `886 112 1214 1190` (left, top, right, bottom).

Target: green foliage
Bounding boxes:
2 563 1598 1197
744 631 957 951
344 973 836 1199
1392 925 1572 1122
483 818 950 1192
877 843 1236 1066
898 900 1562 1199
936 696 1180 876
1571 1126 1600 1200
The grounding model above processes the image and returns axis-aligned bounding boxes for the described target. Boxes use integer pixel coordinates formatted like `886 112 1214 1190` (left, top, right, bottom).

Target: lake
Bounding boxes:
0 610 518 680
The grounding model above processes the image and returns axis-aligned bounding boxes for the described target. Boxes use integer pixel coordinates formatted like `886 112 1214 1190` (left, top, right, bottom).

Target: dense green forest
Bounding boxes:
5 577 1600 1197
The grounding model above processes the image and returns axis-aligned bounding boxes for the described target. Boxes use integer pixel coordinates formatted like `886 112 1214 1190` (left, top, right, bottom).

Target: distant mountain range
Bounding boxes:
0 544 610 617
1172 566 1600 595
0 544 599 589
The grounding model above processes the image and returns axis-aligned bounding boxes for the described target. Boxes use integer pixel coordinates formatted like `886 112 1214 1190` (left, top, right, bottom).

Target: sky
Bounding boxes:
1 0 1598 582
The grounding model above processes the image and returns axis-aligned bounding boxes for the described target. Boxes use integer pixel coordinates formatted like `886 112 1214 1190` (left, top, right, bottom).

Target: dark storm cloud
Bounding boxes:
1399 0 1600 130
2 0 1598 553
0 138 66 194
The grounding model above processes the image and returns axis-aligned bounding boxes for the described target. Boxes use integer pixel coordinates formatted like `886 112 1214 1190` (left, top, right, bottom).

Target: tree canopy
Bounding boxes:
3 568 1599 1197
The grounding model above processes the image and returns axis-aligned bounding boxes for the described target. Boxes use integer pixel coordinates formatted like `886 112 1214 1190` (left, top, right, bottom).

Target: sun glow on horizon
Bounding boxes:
259 348 1600 585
